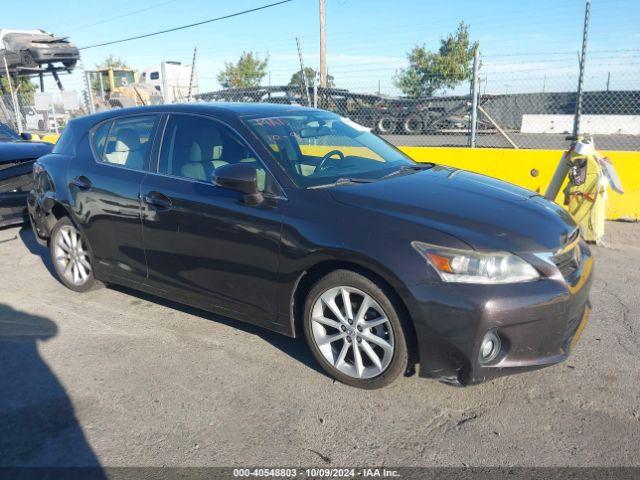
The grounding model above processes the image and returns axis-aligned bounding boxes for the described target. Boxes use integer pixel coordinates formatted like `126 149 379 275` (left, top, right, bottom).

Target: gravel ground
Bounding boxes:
0 222 639 468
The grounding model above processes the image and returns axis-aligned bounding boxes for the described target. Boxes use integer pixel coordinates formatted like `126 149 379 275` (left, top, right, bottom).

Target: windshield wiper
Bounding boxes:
381 163 434 179
309 177 375 189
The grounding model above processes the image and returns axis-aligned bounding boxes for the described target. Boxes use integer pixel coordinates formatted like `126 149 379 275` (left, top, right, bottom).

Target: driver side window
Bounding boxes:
158 115 269 192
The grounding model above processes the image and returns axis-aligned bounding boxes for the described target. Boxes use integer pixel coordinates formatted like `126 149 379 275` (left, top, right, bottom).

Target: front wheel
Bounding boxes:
50 217 98 292
303 270 411 389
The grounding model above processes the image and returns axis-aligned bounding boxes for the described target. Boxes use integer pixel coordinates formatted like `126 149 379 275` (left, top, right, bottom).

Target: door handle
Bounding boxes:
142 191 172 210
72 176 92 190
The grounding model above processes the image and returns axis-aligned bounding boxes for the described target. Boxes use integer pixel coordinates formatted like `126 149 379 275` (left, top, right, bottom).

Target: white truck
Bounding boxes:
140 61 198 104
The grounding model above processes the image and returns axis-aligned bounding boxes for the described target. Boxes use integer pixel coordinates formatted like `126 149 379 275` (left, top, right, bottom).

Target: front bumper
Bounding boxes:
406 241 594 385
28 47 80 66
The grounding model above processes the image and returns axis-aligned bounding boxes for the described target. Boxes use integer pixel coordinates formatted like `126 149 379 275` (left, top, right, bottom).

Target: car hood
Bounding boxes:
330 165 577 252
0 141 53 164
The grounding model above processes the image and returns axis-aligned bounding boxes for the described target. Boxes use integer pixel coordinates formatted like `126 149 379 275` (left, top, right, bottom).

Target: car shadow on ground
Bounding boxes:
18 224 57 278
0 303 105 473
110 283 326 377
17 224 326 379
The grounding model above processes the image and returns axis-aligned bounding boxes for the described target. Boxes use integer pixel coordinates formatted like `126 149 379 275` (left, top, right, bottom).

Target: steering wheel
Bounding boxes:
316 150 345 173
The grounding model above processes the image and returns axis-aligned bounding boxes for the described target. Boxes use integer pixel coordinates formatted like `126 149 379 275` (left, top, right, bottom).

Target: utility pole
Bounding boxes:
572 0 590 138
319 0 327 88
606 71 611 91
296 36 311 106
187 47 197 102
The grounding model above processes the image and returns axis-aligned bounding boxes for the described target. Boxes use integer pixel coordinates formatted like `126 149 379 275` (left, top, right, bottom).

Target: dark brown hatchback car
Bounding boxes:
28 104 593 389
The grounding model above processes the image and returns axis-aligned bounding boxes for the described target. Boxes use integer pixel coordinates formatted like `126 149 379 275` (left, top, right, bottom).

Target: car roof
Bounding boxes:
72 103 326 128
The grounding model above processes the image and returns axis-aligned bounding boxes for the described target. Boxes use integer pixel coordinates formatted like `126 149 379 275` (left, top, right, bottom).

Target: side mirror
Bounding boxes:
20 132 33 141
213 163 263 206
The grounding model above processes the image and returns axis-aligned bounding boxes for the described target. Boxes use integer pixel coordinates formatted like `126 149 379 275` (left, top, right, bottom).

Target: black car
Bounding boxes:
0 123 52 227
0 29 79 72
28 104 593 389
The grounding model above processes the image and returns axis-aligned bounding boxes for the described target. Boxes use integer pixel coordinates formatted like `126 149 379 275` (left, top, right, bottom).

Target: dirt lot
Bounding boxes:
1 221 639 468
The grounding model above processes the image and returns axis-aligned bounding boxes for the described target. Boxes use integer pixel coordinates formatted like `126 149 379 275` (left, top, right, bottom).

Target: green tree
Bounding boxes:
1 75 36 104
217 52 268 89
288 67 334 88
394 22 478 98
96 55 129 69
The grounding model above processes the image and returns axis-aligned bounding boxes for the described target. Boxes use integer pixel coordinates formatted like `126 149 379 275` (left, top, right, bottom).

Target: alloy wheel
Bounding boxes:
310 286 395 379
53 224 92 287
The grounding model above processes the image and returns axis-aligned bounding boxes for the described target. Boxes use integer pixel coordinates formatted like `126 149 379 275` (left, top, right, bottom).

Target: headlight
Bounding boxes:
412 241 540 284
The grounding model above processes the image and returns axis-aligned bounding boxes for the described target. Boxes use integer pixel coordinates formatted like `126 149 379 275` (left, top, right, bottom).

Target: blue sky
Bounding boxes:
4 0 640 96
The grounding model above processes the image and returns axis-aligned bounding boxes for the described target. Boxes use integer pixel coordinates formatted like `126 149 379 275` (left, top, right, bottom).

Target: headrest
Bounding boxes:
189 142 203 162
114 128 141 152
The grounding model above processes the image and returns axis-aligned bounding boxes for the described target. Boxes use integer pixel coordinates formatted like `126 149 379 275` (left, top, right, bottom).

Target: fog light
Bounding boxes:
479 331 501 363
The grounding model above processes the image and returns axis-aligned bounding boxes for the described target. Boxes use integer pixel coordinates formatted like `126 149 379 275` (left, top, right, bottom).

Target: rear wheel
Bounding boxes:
303 270 410 389
50 217 98 292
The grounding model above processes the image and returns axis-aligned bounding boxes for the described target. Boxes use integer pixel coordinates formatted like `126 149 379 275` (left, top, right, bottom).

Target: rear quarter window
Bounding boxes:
91 121 112 160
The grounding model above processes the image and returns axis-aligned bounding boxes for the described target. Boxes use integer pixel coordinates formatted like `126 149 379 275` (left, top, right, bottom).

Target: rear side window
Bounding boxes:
91 121 111 159
158 114 268 191
96 115 158 171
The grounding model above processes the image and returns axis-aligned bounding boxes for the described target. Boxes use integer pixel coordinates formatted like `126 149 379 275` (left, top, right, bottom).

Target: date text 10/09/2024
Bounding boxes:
232 468 401 478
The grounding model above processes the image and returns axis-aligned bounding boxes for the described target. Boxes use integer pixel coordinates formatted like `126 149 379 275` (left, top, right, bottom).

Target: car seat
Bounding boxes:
104 128 145 169
179 128 229 181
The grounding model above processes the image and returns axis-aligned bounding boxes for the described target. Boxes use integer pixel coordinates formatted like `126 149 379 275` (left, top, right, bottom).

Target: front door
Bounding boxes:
140 114 284 330
69 114 160 282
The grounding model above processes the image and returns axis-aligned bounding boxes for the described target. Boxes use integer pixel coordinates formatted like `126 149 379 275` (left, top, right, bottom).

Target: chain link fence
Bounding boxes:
194 68 640 151
1 89 88 136
2 55 639 151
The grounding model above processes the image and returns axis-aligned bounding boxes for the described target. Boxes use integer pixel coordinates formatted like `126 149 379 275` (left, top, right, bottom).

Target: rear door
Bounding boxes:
140 113 284 330
68 114 161 282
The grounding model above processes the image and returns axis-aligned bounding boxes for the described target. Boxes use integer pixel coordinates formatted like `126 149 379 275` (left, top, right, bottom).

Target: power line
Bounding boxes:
60 0 177 35
79 0 293 50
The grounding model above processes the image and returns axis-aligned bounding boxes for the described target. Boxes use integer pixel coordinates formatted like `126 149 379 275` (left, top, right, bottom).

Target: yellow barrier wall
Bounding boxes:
399 147 639 221
39 134 637 220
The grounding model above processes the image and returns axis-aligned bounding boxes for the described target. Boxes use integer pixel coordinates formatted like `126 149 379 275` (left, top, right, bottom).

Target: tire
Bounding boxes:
403 114 425 134
376 116 397 134
49 216 98 292
303 269 411 389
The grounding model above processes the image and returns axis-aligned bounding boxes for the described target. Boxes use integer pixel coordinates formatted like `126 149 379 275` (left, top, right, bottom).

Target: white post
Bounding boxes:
85 70 96 114
50 99 59 135
469 48 480 148
313 80 318 109
3 57 23 134
161 61 169 104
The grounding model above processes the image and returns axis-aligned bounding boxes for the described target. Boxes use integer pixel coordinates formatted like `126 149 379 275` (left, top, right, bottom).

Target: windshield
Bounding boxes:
244 112 415 188
0 123 20 141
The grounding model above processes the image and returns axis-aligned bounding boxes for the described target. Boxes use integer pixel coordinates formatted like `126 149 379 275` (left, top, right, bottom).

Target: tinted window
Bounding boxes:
244 113 414 188
100 115 157 171
150 72 160 80
159 115 268 191
91 121 111 159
